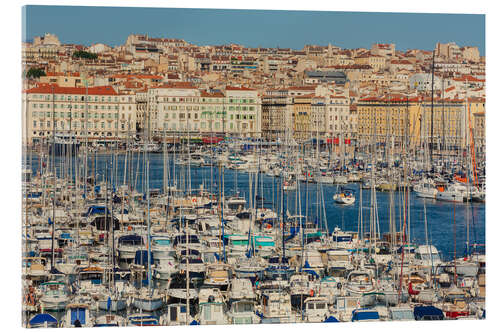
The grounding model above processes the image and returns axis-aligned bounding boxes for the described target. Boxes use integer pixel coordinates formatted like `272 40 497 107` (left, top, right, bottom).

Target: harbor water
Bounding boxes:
26 152 485 262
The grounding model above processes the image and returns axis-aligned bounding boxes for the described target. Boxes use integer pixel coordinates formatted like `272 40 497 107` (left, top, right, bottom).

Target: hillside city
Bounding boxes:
22 33 485 155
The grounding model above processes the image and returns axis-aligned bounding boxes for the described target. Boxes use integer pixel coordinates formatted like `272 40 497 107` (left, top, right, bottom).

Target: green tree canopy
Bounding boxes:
26 68 46 79
73 50 98 60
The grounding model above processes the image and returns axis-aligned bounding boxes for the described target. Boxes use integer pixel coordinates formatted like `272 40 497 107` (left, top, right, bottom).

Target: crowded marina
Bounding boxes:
21 132 485 327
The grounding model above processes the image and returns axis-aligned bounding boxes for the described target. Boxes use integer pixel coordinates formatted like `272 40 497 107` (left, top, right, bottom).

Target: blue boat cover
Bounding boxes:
85 205 106 216
324 316 339 323
351 309 380 321
70 308 86 325
179 249 200 256
29 313 58 326
333 235 352 242
413 306 444 320
49 267 64 275
134 250 154 266
118 235 143 244
284 228 299 242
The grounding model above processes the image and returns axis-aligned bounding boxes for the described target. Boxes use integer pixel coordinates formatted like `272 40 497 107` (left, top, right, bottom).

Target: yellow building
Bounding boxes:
292 94 313 141
354 53 386 72
473 111 485 156
357 95 466 151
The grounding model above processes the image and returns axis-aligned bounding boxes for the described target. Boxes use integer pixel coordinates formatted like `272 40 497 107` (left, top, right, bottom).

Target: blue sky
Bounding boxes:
23 6 485 55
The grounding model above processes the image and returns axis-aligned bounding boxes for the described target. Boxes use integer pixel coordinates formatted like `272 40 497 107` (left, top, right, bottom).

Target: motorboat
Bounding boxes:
289 272 312 310
198 297 229 325
204 263 232 292
260 289 296 324
228 278 256 301
303 297 330 323
414 178 437 199
117 234 145 267
162 303 194 326
344 270 376 307
436 183 467 202
326 248 353 277
39 281 70 311
228 300 261 324
413 245 443 275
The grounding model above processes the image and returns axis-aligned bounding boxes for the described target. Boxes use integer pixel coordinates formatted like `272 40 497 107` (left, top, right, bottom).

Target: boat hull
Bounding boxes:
97 299 127 312
133 296 164 312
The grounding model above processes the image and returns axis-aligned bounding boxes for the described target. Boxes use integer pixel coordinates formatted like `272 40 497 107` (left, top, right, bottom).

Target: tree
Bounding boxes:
73 50 98 60
26 68 46 79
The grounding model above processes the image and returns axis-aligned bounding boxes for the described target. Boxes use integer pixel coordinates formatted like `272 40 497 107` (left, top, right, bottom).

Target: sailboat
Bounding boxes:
333 186 355 205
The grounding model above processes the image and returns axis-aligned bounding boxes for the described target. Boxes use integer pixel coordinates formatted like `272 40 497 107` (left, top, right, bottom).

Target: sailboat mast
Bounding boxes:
50 85 56 269
145 92 152 293
430 50 436 165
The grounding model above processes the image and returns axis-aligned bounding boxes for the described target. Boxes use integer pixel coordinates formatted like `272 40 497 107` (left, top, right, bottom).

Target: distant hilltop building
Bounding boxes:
461 46 480 63
435 42 462 60
87 43 112 54
23 33 61 61
125 34 189 48
33 33 61 46
371 43 395 58
434 42 480 63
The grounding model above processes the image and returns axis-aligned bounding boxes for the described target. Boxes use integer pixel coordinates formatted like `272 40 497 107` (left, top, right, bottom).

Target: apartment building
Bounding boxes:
326 95 352 139
144 83 261 137
354 53 386 72
357 95 466 150
23 84 136 144
261 89 292 140
292 94 313 141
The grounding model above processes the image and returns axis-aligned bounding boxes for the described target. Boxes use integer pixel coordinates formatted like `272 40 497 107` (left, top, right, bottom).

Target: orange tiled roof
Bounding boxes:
225 86 255 91
25 84 118 95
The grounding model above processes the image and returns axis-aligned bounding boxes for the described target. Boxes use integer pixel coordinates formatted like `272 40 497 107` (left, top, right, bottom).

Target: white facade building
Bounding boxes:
23 84 136 144
144 84 261 137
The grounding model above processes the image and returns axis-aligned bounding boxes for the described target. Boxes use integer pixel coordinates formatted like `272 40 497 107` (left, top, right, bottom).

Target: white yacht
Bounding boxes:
436 183 467 202
228 300 261 324
228 278 256 301
260 290 296 324
303 297 330 323
414 179 438 199
39 281 70 311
